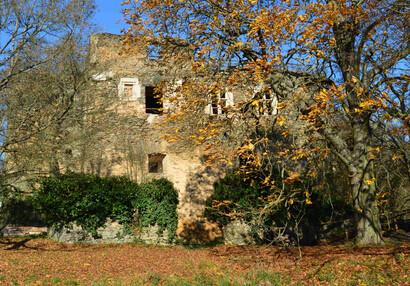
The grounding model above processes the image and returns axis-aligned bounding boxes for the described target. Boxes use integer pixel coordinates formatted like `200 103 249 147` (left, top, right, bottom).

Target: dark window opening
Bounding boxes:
264 92 273 114
148 153 166 173
145 86 163 114
211 94 218 115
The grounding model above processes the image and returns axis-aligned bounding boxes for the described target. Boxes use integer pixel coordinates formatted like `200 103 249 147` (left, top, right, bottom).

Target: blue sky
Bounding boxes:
94 1 126 34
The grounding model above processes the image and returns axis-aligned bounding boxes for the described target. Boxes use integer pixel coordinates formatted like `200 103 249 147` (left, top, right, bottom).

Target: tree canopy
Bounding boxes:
123 0 409 244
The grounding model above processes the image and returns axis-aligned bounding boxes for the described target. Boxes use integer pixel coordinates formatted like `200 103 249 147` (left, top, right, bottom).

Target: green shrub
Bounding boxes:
0 186 43 228
34 172 179 241
204 169 354 245
135 178 179 241
204 171 271 226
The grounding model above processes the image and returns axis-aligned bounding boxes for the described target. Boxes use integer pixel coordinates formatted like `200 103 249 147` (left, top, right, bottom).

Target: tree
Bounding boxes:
123 0 409 244
5 37 87 180
0 0 95 89
0 0 96 188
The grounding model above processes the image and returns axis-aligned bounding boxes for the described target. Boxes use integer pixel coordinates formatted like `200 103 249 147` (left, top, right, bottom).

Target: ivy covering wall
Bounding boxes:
34 172 179 241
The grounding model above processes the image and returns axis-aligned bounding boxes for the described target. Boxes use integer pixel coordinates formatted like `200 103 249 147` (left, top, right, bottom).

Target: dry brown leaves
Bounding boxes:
0 237 408 285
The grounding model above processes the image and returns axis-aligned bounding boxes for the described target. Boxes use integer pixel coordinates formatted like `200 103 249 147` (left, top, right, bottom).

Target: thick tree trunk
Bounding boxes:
348 127 383 245
350 172 383 245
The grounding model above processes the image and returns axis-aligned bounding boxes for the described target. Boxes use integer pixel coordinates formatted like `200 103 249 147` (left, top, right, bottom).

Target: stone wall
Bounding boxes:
48 219 171 244
74 33 226 244
1 226 47 237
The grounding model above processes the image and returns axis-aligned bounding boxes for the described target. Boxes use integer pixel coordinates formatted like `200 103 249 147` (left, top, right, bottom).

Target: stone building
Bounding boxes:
82 33 226 243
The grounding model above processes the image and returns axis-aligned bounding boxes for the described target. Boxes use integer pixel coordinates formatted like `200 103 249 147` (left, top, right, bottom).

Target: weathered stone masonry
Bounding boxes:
82 33 223 243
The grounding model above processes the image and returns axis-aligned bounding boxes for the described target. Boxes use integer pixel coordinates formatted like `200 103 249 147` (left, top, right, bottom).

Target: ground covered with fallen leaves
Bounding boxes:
0 237 408 285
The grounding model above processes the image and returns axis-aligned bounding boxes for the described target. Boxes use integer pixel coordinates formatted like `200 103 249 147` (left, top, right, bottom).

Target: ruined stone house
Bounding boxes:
82 33 230 243
3 32 280 242
80 33 282 243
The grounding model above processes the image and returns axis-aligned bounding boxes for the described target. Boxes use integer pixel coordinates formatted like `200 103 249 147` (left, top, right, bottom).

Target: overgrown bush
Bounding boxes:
204 171 272 226
135 179 179 240
204 169 353 245
34 172 179 241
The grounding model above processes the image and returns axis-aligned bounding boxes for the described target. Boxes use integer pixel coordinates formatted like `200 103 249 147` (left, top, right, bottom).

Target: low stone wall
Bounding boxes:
134 224 170 244
48 219 170 244
1 226 47 237
223 220 256 245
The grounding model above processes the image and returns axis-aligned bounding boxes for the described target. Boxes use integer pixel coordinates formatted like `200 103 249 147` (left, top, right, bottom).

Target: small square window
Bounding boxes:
123 83 134 98
211 92 227 115
148 153 166 173
119 78 140 100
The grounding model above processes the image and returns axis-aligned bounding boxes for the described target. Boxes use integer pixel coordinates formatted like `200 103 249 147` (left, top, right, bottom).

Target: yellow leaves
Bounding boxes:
359 98 376 110
288 199 294 205
383 113 392 122
391 127 400 136
276 101 288 110
368 147 380 153
364 178 376 185
284 173 302 184
392 155 403 162
307 171 318 178
246 143 255 151
292 152 306 160
351 76 359 83
227 41 245 53
298 14 307 21
316 50 325 59
276 115 285 126
306 198 313 204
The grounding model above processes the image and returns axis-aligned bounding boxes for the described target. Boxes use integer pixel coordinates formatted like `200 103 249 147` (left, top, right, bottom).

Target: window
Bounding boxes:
148 153 166 173
253 84 278 116
207 92 233 115
259 91 278 115
145 86 163 114
118 78 140 100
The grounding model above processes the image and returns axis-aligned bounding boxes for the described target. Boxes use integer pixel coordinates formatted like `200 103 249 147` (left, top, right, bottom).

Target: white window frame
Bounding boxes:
207 91 234 115
253 83 278 116
118 78 141 101
260 92 278 115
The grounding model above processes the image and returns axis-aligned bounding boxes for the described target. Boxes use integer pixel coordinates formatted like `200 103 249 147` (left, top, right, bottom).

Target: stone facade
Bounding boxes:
75 33 224 243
